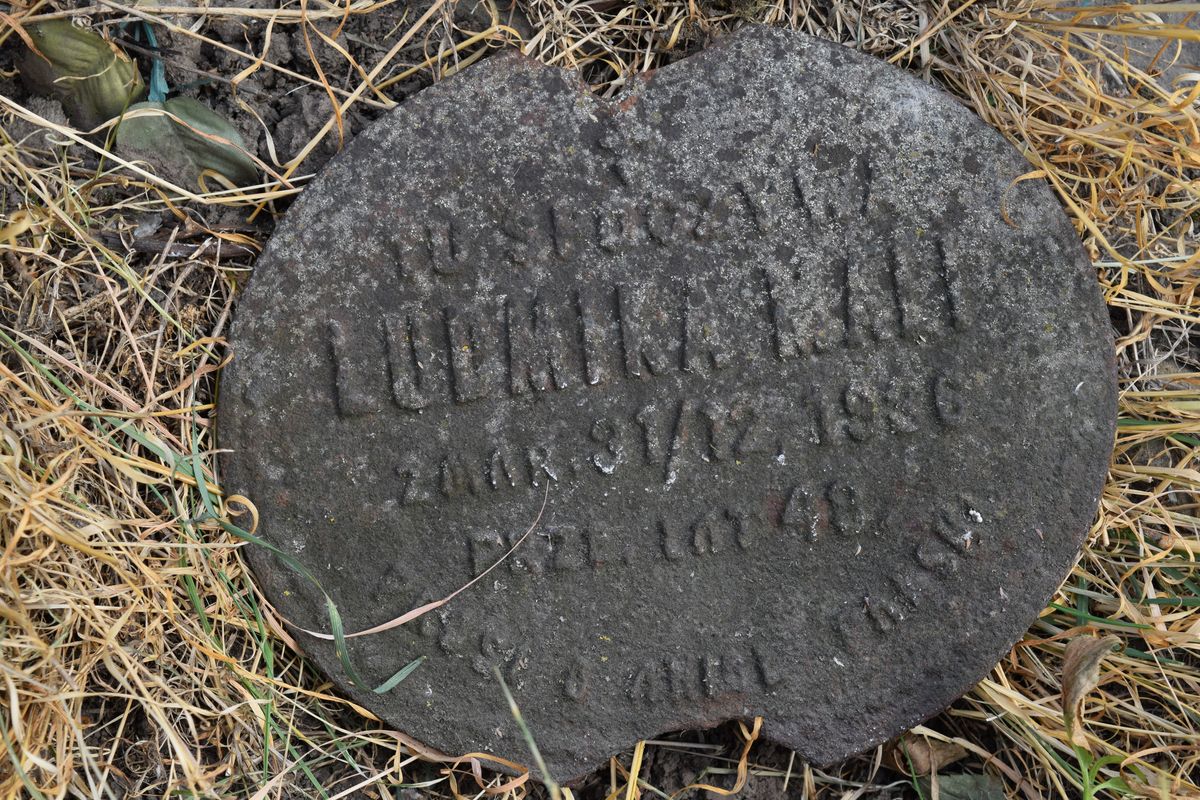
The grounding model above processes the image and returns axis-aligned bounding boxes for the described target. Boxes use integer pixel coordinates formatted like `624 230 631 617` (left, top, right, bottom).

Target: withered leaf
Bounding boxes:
1061 633 1122 748
886 731 968 776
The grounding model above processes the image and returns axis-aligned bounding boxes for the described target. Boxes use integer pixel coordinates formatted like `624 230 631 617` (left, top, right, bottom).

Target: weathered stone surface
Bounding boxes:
218 27 1116 782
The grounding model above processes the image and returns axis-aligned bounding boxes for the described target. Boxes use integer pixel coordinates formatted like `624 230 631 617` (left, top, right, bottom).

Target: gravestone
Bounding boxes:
218 26 1116 782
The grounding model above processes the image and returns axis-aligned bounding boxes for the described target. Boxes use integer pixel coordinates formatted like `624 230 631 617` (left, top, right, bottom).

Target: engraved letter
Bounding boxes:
683 283 730 373
441 454 483 498
561 657 589 702
736 178 781 233
427 218 466 275
937 237 970 331
445 301 500 403
507 292 570 395
845 254 899 347
933 375 966 426
396 458 432 507
488 447 519 491
577 288 614 386
691 509 730 556
764 264 841 358
660 518 688 562
587 524 633 568
551 200 590 260
589 418 625 475
828 481 864 536
550 525 588 571
782 486 819 539
328 319 385 416
384 308 435 410
618 284 672 377
468 529 504 573
526 446 560 487
396 218 467 278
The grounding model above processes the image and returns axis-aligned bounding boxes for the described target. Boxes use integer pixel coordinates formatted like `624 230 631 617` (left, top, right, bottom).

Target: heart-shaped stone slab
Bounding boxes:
219 26 1116 782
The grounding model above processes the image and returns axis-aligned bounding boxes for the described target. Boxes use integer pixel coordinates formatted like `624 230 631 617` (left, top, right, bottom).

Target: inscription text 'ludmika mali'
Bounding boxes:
327 174 971 419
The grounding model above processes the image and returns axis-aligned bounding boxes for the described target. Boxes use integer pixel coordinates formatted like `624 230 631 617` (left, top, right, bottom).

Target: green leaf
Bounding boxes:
916 774 1006 800
141 22 169 103
116 97 259 188
19 19 145 130
372 656 425 694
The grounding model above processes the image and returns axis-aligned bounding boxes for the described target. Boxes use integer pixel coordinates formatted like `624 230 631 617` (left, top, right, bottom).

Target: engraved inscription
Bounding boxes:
332 256 971 417
393 370 965 511
832 493 992 653
328 160 976 419
222 26 1118 781
628 648 782 703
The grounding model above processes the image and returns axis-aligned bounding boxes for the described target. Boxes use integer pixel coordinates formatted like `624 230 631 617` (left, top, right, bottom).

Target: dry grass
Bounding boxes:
1 0 1199 797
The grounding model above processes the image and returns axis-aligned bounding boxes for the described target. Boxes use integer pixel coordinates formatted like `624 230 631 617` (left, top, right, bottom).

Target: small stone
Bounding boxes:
218 27 1116 782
